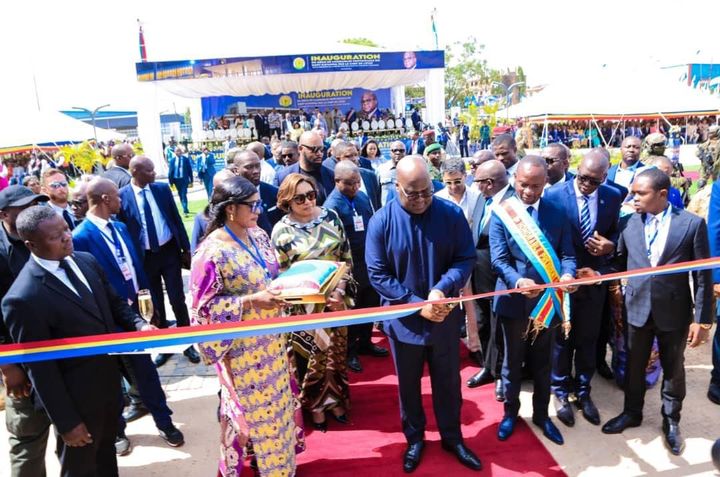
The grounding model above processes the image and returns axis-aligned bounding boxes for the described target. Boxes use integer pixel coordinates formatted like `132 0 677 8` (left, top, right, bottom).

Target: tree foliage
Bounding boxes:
445 37 503 108
341 38 380 48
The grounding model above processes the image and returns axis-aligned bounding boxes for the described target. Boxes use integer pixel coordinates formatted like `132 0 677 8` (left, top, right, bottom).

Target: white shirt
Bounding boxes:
507 162 518 186
525 199 540 221
435 185 479 222
130 183 173 249
260 160 277 186
645 204 672 267
573 179 598 231
49 201 74 224
33 254 90 297
85 213 139 292
614 167 636 189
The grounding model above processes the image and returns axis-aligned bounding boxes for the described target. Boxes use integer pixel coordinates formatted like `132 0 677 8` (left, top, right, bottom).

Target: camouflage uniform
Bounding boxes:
696 125 720 188
644 132 691 202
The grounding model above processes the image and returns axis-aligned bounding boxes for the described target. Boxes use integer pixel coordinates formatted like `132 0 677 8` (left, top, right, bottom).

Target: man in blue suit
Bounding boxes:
704 179 720 405
276 131 333 205
167 146 193 215
405 131 425 156
545 151 622 428
196 146 216 200
117 156 199 367
73 178 184 453
542 143 575 188
227 149 282 235
366 156 481 473
322 141 381 211
490 156 576 446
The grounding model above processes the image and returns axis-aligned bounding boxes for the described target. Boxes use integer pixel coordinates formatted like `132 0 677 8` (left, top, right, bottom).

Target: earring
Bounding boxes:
229 213 235 222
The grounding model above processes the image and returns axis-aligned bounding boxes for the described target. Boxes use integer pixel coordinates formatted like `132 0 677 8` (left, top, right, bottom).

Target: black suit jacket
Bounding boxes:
473 187 515 294
1 252 146 433
0 223 30 344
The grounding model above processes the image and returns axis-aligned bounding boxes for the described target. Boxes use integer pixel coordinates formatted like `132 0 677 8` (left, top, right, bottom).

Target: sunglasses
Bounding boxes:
280 152 296 158
390 149 406 153
577 174 603 187
291 190 317 204
69 199 87 207
300 144 324 154
443 179 464 186
398 183 434 200
544 157 561 165
49 181 68 189
237 200 264 214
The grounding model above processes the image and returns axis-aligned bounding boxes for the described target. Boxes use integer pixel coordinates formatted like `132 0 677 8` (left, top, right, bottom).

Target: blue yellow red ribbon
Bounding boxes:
0 257 718 365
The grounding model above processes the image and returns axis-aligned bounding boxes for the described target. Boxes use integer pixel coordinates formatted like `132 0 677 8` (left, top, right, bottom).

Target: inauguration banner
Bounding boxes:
136 50 445 82
201 88 391 122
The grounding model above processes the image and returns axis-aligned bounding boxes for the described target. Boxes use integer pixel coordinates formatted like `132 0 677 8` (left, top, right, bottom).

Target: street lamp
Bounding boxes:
492 81 525 123
72 104 110 145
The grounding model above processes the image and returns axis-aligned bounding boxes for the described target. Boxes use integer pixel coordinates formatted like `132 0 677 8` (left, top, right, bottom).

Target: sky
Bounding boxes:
2 0 720 114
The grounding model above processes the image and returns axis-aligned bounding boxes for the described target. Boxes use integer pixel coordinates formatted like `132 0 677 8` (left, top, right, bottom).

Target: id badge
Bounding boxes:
119 261 133 281
353 214 364 232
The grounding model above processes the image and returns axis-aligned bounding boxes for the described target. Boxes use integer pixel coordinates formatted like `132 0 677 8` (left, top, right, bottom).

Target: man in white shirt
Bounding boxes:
246 141 277 186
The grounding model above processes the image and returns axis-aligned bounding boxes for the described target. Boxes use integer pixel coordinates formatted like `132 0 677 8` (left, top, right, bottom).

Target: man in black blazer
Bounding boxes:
102 143 133 189
545 151 622 427
227 149 282 234
2 205 152 477
276 131 333 205
602 168 713 456
117 156 199 367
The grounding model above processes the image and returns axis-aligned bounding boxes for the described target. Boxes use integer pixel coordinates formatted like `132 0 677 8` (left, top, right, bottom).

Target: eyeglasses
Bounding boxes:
291 190 317 204
544 157 560 165
69 199 87 207
48 181 68 189
390 149 406 154
443 179 464 186
280 152 296 158
237 200 264 214
300 144 324 154
473 177 494 185
577 175 603 187
398 183 434 200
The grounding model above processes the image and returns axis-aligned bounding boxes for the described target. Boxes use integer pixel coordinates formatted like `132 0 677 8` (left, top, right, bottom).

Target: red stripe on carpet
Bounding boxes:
281 334 566 476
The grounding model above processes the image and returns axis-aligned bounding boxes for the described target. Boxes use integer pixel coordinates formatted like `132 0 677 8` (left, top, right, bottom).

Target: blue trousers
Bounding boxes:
117 354 173 433
712 308 720 385
171 179 189 214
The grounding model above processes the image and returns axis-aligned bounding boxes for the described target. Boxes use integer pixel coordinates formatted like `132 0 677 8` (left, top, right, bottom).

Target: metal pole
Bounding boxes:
72 104 110 145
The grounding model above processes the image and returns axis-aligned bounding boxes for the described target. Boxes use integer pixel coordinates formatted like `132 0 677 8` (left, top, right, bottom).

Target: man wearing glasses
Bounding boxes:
41 168 76 230
276 131 333 205
542 143 574 188
377 141 406 206
544 150 621 428
366 156 481 473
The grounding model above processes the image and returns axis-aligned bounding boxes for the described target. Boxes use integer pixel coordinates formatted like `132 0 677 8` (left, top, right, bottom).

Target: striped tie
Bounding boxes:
580 195 593 243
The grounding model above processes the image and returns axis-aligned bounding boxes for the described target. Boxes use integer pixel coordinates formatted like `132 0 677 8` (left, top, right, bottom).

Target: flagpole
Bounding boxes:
431 8 438 50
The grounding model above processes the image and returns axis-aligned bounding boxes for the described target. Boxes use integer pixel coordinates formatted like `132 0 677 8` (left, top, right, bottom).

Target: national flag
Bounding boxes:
138 19 147 62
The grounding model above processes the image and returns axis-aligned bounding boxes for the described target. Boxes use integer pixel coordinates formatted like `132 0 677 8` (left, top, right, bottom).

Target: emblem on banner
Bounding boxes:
279 95 293 107
293 57 306 70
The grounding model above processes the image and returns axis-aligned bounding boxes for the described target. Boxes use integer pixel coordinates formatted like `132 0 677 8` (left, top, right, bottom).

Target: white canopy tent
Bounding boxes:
0 110 125 153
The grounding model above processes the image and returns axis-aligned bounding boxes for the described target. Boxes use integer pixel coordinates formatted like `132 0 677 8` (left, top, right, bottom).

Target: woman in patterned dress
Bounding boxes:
271 173 353 432
191 176 303 477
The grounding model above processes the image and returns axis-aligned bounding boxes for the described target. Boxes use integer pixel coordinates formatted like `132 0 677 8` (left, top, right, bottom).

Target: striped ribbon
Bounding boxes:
0 257 718 365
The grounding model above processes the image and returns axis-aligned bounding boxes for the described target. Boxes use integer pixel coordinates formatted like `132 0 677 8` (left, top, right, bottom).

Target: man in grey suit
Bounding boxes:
466 160 513 402
602 168 713 456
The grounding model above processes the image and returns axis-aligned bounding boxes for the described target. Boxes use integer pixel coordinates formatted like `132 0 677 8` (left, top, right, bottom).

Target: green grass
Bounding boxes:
175 198 209 238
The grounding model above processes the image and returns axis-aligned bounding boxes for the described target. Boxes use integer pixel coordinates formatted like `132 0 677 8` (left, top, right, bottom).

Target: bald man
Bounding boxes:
545 152 622 428
322 142 381 210
73 178 184 452
366 156 481 472
104 143 133 188
490 156 575 446
190 169 236 252
231 150 282 235
646 156 686 210
276 131 334 204
118 156 198 367
377 140 406 205
245 141 277 186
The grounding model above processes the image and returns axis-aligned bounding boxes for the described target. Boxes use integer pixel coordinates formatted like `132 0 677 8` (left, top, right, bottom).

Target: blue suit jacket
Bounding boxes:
196 153 216 179
167 154 193 184
258 181 282 234
707 182 720 284
276 162 333 205
72 219 149 302
320 158 382 211
117 182 191 258
545 180 621 271
490 197 576 320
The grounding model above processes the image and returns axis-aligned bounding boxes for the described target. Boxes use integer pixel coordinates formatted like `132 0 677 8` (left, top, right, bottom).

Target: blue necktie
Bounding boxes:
62 209 75 231
580 195 593 243
175 156 183 179
107 221 136 297
480 197 493 230
527 205 537 223
141 189 160 252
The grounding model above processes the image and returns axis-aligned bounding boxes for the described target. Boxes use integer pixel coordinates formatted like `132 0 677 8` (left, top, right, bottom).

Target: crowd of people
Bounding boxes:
1 126 719 477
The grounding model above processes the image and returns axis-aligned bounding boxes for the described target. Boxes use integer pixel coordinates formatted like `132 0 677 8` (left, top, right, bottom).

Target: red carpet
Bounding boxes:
279 334 566 476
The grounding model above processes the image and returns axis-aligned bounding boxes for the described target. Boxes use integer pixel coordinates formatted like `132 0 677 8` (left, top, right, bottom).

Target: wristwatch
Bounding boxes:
334 288 346 297
700 323 713 330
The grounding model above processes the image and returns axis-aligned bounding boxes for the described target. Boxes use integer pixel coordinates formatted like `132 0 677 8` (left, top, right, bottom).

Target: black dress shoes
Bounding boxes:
158 424 185 447
467 369 494 388
183 347 201 364
497 416 516 441
533 417 564 445
576 396 600 425
708 382 720 405
494 379 505 402
597 361 615 380
441 441 483 471
662 419 685 456
358 343 389 357
348 354 363 373
403 441 424 473
311 420 327 433
123 403 149 423
601 412 642 434
555 397 575 427
153 353 172 367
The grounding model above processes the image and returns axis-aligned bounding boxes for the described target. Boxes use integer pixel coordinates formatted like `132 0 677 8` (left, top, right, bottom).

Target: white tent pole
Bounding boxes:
590 114 608 148
658 113 672 128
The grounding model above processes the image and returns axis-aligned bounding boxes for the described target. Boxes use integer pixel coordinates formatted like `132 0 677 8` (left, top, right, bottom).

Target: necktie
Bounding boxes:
480 197 493 230
107 222 136 296
580 195 593 243
646 215 659 262
58 258 99 314
141 189 160 252
175 157 183 179
62 209 75 231
527 205 537 223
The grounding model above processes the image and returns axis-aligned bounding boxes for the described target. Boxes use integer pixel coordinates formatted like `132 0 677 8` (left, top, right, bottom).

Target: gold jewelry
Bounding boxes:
229 213 234 222
700 323 713 330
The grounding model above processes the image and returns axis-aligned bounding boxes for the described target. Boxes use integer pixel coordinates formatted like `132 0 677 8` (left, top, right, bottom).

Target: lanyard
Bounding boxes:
224 225 270 279
342 194 358 215
99 225 126 261
645 207 669 257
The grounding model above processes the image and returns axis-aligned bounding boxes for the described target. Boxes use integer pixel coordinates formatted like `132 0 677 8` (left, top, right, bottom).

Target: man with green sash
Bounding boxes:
489 156 576 445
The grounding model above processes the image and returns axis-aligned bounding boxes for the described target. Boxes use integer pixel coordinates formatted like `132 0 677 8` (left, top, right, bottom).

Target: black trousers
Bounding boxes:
624 316 688 422
389 336 462 445
501 317 556 421
117 354 173 432
144 240 190 328
347 284 379 356
478 299 504 377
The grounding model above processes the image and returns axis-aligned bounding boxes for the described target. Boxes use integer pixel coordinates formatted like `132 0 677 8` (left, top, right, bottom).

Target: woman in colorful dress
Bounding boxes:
271 173 353 432
190 176 303 477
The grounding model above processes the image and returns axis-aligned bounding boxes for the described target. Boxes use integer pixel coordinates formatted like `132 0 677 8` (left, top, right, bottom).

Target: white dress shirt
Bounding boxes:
645 204 672 267
49 201 74 224
33 254 90 296
260 160 277 186
507 162 518 186
130 183 173 250
573 179 598 231
435 185 480 222
85 213 139 292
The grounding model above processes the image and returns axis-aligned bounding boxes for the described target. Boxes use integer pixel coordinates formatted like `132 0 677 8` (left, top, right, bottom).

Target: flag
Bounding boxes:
430 9 438 50
138 19 147 62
